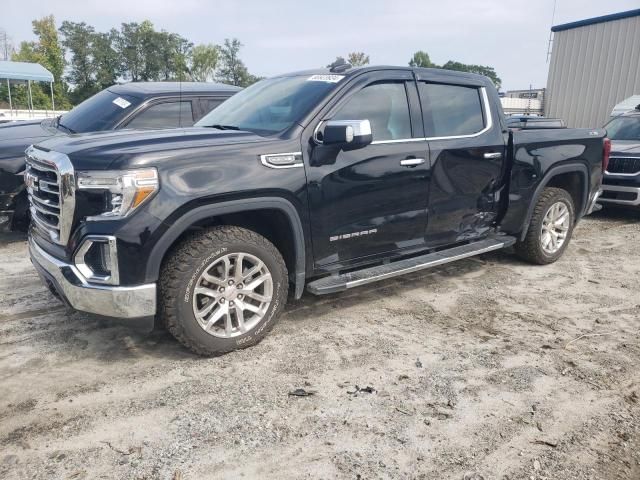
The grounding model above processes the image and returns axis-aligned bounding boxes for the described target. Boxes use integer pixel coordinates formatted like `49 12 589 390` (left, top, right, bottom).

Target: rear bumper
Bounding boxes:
29 235 157 318
599 185 640 206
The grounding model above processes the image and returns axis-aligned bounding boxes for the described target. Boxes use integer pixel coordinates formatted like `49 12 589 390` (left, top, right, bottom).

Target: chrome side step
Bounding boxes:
306 235 516 295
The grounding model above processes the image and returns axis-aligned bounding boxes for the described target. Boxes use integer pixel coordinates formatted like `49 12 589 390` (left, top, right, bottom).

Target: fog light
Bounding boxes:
74 236 119 285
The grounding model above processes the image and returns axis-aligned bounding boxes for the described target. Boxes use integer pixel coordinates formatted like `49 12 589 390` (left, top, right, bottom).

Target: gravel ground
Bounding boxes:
1 209 639 480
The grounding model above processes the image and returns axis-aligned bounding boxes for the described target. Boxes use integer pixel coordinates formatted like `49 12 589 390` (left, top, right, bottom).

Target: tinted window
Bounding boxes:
126 101 194 129
605 116 640 141
419 83 485 137
332 82 412 141
202 98 223 114
60 89 142 133
196 75 340 135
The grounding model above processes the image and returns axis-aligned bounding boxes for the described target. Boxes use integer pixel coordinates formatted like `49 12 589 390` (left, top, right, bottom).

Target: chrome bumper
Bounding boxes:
598 185 640 206
28 236 157 318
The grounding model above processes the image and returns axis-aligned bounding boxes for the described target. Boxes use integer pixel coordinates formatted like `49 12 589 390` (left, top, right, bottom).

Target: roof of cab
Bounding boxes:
107 81 241 98
280 65 493 86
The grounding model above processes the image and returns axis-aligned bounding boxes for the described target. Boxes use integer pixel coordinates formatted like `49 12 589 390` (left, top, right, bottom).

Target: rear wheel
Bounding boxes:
159 226 288 355
515 187 575 265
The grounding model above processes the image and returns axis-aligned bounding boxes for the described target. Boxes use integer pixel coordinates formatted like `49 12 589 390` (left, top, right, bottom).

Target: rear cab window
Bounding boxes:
418 83 486 137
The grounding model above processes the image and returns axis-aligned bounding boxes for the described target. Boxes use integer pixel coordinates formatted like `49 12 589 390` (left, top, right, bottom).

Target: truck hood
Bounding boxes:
0 119 61 175
36 127 271 170
0 119 58 144
610 140 640 155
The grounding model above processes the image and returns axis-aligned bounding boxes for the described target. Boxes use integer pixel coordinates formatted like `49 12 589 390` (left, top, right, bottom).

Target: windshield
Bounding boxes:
60 89 142 133
195 75 342 135
605 116 640 141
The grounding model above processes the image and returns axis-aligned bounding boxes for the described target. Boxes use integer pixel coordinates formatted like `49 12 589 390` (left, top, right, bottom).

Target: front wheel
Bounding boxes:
515 187 575 265
159 226 288 356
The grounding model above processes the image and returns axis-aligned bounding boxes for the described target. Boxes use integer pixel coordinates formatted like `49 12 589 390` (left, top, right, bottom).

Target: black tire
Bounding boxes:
515 187 575 265
159 226 288 356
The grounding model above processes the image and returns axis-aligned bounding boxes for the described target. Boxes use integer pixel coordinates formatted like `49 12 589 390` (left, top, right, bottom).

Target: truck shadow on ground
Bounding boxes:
0 230 27 245
589 206 640 222
27 251 493 363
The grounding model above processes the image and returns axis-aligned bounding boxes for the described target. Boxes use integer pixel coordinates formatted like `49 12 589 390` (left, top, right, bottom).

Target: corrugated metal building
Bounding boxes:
545 9 640 128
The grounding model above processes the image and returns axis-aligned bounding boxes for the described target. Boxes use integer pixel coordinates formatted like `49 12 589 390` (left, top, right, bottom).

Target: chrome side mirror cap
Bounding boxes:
315 119 372 148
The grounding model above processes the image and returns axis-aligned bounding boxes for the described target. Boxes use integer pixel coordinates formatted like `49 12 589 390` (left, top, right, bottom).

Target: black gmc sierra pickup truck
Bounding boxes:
26 65 608 355
0 81 239 231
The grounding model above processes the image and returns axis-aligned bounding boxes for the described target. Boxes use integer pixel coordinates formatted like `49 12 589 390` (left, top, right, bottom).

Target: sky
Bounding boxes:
2 0 639 91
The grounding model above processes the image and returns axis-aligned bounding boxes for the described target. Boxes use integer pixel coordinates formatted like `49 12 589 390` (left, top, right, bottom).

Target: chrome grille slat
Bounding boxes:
30 207 59 230
25 146 75 245
607 156 640 175
26 156 57 173
28 191 60 209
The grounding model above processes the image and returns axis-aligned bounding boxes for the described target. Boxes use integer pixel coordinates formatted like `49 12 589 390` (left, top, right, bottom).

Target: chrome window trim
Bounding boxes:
260 152 304 169
423 86 493 141
346 87 493 146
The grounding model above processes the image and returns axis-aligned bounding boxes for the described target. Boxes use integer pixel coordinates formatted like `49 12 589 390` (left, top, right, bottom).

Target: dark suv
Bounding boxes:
0 82 240 230
599 105 640 208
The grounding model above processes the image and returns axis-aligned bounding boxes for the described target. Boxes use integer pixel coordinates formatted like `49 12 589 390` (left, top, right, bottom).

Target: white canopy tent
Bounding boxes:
0 60 55 117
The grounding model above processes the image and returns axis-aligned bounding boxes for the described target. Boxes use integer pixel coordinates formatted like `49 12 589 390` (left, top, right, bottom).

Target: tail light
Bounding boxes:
602 138 611 172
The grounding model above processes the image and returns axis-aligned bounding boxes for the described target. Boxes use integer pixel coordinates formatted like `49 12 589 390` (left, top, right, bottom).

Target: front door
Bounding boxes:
304 72 431 269
417 80 507 246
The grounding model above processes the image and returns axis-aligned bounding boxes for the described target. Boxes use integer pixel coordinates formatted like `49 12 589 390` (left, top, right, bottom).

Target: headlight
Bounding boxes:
76 168 159 219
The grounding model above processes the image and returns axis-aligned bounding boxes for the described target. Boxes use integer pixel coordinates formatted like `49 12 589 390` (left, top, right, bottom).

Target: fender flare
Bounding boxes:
146 197 307 299
518 163 590 241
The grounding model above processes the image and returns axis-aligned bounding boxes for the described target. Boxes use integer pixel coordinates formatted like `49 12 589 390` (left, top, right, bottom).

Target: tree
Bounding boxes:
347 52 370 67
409 51 435 68
441 61 501 89
92 29 122 91
189 44 219 82
12 15 69 109
59 21 96 102
217 38 252 87
326 56 346 68
117 21 193 83
0 29 15 61
408 50 501 89
117 22 144 82
156 31 192 81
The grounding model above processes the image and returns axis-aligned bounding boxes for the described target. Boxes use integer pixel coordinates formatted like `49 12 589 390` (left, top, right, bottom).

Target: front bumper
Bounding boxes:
29 235 157 318
599 185 640 206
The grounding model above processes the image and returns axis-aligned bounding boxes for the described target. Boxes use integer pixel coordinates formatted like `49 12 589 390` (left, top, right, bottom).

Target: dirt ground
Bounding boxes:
1 209 639 480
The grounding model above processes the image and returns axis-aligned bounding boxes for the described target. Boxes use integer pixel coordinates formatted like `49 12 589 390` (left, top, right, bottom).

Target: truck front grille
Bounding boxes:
607 156 640 175
25 146 76 245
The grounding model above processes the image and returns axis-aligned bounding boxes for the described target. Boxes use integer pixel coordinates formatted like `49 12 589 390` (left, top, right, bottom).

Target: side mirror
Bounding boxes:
318 119 372 148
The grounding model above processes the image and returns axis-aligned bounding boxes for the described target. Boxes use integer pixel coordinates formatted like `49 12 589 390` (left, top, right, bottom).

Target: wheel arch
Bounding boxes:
518 163 589 241
146 197 306 298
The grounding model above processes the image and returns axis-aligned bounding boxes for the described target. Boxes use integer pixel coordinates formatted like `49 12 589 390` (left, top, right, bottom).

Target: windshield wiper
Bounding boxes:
206 124 240 131
56 116 76 134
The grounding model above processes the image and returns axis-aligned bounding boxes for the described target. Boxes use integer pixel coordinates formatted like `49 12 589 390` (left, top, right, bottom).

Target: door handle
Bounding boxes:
483 152 503 159
400 158 426 167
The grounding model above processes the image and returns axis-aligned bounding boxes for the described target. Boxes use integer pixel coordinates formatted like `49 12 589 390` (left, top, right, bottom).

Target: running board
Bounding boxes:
306 235 517 295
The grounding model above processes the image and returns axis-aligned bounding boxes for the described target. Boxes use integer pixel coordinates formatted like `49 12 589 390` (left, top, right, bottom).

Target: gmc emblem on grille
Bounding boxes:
24 172 39 191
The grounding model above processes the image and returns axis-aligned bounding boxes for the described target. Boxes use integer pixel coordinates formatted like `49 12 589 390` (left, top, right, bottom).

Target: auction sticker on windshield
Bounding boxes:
112 97 132 109
307 75 344 83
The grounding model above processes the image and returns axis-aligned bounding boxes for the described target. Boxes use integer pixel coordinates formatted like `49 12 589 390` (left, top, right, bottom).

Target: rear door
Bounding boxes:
304 70 431 269
417 76 506 246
